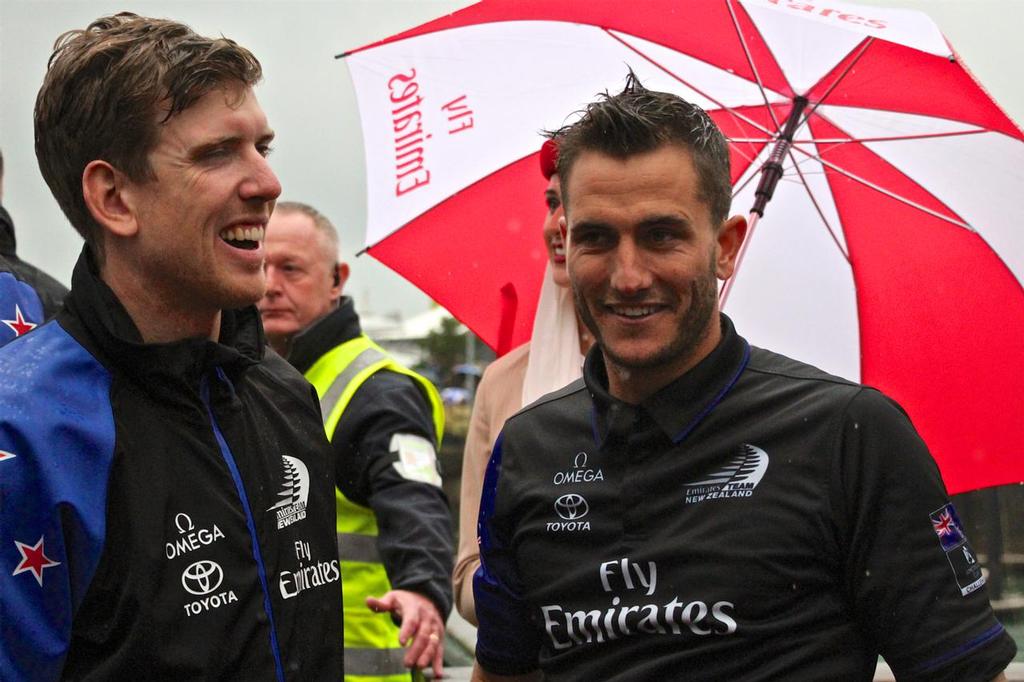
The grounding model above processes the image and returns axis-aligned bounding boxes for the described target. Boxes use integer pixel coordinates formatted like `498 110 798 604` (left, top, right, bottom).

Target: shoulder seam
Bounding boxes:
507 379 587 423
823 385 871 562
745 363 859 388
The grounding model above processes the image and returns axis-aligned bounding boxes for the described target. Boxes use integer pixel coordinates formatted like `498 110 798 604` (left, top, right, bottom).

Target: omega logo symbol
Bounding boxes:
554 494 589 520
181 560 224 596
574 452 588 468
175 513 195 534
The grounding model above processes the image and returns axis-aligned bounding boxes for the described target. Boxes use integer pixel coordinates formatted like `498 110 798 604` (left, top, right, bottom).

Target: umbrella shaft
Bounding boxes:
751 97 809 217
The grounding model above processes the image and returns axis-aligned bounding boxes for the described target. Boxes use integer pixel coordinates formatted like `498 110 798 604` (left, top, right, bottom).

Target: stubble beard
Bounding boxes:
573 252 719 374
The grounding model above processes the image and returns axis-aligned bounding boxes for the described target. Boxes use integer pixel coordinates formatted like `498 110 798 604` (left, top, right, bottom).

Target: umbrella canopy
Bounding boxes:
341 0 1024 494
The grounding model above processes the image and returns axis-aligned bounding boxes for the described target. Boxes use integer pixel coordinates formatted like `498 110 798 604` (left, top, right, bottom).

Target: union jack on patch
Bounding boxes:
929 503 966 552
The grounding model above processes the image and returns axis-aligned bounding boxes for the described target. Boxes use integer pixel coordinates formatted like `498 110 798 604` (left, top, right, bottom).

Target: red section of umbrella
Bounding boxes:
368 153 548 354
808 39 1019 136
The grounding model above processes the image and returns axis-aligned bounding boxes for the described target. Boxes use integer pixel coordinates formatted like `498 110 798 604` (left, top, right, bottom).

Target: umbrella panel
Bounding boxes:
813 116 1024 493
368 153 549 354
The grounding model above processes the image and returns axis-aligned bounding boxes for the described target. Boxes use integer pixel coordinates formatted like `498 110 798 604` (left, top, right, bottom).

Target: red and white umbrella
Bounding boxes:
341 0 1024 493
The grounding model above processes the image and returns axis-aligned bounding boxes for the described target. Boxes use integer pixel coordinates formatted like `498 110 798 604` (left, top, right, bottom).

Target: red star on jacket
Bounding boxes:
2 304 37 337
13 536 61 586
0 449 15 462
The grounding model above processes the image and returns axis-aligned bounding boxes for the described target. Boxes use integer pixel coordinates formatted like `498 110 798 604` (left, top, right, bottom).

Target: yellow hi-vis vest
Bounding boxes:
304 335 444 682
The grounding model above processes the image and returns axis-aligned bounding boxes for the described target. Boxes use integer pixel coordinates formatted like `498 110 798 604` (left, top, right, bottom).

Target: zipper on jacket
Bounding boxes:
201 371 286 682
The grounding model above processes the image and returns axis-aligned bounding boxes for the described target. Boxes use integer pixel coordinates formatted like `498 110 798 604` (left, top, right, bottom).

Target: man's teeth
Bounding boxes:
614 306 658 318
221 226 265 242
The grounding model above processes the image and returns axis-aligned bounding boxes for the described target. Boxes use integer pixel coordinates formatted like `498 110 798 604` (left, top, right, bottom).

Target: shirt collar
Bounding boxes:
584 313 749 445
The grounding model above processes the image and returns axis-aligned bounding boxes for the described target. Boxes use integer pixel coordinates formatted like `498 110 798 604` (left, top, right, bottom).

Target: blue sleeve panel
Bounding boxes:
473 431 543 676
0 321 116 680
0 271 45 347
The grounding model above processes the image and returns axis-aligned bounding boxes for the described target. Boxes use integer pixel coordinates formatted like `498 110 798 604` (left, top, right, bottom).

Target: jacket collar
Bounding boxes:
286 297 361 374
60 245 264 382
0 204 17 256
585 314 750 445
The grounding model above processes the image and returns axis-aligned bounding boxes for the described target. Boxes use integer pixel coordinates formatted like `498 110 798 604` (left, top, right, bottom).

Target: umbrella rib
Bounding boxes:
733 129 987 146
604 29 775 137
725 0 781 130
798 129 989 146
787 149 851 263
799 38 874 126
731 166 762 200
726 139 767 172
787 143 974 232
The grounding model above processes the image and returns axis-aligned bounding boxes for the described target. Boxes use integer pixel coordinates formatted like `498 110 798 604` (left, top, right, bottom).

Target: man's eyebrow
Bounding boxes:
570 218 612 233
637 214 692 230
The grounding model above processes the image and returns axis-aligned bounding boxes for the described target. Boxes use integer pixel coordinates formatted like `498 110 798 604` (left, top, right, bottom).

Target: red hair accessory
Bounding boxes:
539 138 559 179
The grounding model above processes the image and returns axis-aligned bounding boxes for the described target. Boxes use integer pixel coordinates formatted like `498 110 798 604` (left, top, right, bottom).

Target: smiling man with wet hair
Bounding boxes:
1 13 343 679
470 74 1015 682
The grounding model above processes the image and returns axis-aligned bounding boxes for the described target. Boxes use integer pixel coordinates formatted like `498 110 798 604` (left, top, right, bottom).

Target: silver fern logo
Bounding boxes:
683 445 769 505
267 455 310 528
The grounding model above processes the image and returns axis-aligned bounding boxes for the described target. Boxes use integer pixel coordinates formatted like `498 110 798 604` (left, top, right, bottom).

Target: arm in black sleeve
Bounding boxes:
834 389 1015 681
331 370 454 617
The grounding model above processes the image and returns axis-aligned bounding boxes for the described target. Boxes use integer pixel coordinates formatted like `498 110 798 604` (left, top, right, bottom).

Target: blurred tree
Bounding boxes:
418 316 465 385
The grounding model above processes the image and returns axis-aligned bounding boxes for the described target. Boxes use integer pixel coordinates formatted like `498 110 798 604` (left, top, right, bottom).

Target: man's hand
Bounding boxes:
366 589 445 678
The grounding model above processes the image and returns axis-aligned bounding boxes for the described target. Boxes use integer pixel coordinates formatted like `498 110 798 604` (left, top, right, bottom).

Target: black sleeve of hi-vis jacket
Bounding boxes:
331 369 454 618
833 389 1016 681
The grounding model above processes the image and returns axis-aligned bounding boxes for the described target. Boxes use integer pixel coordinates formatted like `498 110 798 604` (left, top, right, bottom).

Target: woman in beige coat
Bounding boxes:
453 139 594 624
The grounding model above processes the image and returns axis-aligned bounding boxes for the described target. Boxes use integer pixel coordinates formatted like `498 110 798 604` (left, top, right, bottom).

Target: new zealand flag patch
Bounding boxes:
930 503 966 551
929 503 985 596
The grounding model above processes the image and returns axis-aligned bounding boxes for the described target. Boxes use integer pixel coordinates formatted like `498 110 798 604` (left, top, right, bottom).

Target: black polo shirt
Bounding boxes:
474 315 1015 681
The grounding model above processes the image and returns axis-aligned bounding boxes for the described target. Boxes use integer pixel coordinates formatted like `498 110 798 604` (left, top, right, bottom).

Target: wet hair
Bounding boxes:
551 71 732 226
274 201 340 262
34 12 263 252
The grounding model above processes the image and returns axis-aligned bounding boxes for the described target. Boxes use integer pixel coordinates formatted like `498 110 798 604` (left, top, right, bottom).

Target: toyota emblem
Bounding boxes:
554 493 589 520
181 559 224 596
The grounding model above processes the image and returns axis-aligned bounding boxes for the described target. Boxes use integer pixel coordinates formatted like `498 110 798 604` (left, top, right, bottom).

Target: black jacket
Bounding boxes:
0 203 68 319
288 298 454 617
0 247 344 680
475 315 1015 681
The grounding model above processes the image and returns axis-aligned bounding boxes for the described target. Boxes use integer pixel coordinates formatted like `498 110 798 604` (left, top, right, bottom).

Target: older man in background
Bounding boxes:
260 201 452 681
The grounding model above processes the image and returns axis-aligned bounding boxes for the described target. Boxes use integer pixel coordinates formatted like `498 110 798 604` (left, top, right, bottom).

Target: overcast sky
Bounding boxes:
1 0 1021 318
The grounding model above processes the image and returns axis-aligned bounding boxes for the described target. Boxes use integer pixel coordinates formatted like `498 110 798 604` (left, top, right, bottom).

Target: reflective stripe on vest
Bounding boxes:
304 335 443 682
317 344 388 432
344 648 409 678
338 527 381 564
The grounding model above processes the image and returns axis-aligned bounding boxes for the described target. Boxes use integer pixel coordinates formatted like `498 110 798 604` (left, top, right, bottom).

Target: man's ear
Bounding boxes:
330 261 350 302
715 214 748 281
82 160 139 238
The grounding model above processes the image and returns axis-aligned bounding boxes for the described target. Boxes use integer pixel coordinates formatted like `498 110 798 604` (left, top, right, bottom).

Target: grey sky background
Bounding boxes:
1 0 1021 319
